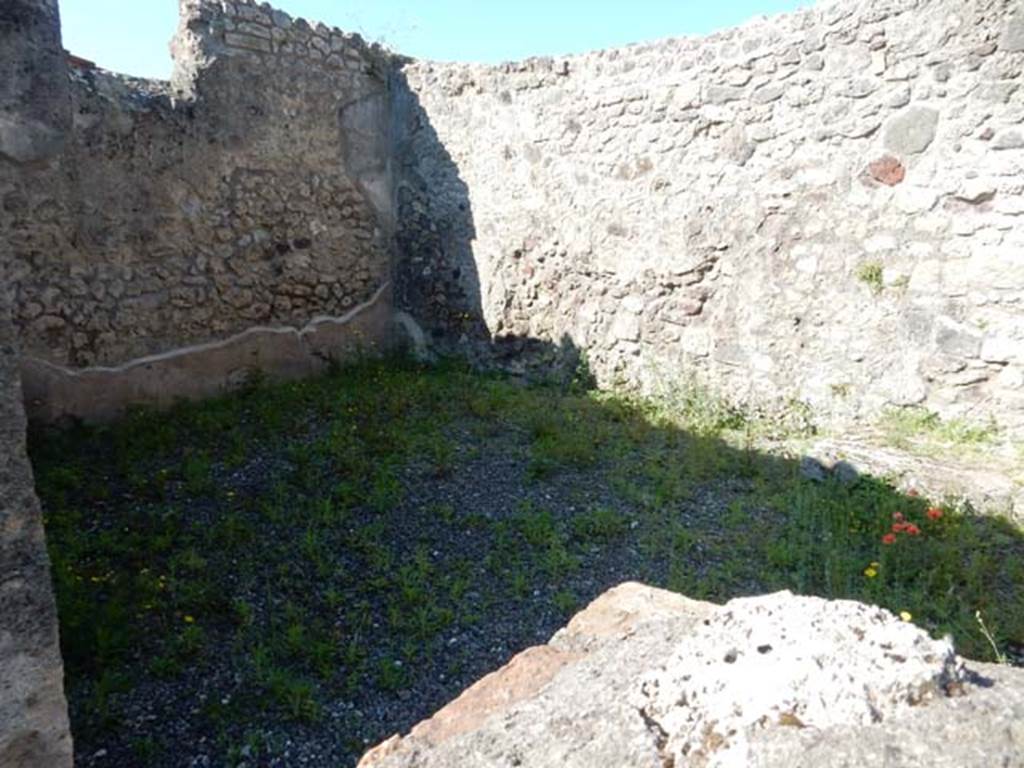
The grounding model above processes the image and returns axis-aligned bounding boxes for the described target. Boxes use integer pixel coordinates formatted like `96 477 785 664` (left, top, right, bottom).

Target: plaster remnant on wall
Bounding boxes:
20 282 393 423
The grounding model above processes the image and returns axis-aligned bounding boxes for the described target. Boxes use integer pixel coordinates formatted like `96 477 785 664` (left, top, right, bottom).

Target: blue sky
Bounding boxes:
60 0 810 80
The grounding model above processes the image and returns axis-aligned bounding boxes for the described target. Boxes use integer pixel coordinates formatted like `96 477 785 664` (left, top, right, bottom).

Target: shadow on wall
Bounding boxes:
391 67 483 343
390 66 590 384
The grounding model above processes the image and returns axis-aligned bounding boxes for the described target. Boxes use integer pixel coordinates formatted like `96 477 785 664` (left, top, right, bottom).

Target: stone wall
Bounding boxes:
6 0 398 422
1 3 74 765
11 0 1024 433
397 0 1024 437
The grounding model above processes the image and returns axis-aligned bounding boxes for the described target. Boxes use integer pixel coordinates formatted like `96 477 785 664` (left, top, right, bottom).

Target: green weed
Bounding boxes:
856 260 884 294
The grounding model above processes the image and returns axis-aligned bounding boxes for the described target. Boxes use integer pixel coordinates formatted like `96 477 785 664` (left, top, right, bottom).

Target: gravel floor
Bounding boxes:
32 365 1024 768
44 410 753 767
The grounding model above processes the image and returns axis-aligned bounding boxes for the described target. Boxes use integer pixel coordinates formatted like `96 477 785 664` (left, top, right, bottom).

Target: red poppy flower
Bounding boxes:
905 524 921 536
927 507 943 520
892 523 906 533
892 511 905 522
882 533 897 545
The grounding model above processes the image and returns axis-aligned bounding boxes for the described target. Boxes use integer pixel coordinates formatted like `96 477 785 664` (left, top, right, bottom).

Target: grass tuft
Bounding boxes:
856 260 884 294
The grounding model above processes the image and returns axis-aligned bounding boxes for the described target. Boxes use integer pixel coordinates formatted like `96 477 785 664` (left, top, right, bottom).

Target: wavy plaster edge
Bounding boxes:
20 282 394 424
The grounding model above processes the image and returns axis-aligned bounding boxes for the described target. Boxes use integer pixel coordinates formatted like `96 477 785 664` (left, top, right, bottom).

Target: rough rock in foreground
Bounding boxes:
360 584 1024 768
0 310 73 766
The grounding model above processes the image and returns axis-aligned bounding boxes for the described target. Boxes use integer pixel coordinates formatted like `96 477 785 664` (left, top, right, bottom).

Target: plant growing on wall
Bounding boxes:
856 261 885 295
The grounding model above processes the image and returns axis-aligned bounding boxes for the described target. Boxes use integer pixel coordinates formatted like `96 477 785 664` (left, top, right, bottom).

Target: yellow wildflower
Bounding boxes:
900 611 912 622
863 567 878 579
184 615 195 624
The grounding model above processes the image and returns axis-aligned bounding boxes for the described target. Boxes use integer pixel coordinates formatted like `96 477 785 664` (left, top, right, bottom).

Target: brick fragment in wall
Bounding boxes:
868 155 906 186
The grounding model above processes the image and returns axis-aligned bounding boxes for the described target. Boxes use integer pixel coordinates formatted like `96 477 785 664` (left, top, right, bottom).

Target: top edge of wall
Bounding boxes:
169 0 400 95
59 0 402 100
403 0 938 73
60 0 932 88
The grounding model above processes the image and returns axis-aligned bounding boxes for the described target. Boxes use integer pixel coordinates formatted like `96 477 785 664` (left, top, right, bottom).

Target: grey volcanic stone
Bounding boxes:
1000 12 1024 52
936 317 983 359
993 129 1024 150
883 105 940 155
360 585 1024 768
